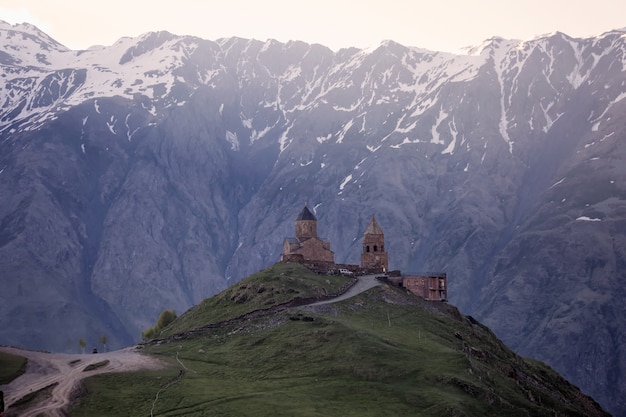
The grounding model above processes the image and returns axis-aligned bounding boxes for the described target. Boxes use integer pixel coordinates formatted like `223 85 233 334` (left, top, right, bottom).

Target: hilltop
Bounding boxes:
58 263 607 416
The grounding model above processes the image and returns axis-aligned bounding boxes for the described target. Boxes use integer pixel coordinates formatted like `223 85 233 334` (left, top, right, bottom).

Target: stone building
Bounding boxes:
360 216 388 272
402 274 447 301
281 205 334 263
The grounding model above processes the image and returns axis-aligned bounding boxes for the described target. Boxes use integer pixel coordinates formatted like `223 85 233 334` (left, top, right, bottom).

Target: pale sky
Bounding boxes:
1 0 625 52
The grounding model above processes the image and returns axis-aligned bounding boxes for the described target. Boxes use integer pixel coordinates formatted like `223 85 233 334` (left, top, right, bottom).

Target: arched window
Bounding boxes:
374 245 378 252
366 245 370 252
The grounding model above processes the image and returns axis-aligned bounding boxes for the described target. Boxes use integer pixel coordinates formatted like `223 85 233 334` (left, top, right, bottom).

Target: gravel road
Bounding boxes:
0 345 164 417
311 274 382 305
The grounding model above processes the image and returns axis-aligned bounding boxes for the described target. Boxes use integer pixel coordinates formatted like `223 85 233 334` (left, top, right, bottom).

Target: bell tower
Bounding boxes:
360 216 388 272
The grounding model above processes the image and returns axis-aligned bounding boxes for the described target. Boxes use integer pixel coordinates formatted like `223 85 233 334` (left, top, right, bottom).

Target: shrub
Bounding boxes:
142 309 177 340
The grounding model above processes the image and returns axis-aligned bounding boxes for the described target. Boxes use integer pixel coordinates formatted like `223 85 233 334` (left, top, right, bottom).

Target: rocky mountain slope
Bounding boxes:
0 21 624 415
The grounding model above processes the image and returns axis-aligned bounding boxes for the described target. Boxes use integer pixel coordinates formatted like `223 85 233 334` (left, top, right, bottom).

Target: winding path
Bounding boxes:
311 274 382 305
0 275 382 416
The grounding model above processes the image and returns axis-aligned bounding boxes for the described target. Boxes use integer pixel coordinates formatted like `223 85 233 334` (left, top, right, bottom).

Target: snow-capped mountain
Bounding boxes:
1 20 625 415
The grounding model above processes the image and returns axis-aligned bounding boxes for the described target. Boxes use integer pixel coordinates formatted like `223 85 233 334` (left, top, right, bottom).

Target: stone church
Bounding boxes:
281 206 389 273
281 205 334 263
280 205 446 301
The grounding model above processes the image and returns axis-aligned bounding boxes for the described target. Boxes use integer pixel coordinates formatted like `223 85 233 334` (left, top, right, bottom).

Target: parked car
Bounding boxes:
338 268 354 276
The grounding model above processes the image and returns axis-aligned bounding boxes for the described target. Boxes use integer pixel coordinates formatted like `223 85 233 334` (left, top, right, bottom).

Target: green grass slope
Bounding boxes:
0 351 27 384
70 263 609 417
161 262 353 337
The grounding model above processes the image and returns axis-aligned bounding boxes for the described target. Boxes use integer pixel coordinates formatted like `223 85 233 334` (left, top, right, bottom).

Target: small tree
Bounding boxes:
78 338 86 354
156 309 177 330
99 335 108 352
142 309 177 341
141 326 156 341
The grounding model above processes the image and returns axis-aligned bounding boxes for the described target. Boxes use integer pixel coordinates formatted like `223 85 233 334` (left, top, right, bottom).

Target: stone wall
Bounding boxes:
402 274 447 301
288 237 334 263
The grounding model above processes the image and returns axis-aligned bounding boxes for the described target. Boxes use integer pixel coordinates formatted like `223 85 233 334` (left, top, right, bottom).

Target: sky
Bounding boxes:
1 0 625 53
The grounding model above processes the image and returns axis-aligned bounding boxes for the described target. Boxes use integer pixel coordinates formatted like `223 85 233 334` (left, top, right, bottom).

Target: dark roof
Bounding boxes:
364 216 384 235
296 205 317 221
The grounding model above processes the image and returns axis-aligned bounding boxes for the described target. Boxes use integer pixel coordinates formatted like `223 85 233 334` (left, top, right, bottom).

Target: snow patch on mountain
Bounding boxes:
441 118 459 155
576 216 602 222
338 174 352 193
430 109 448 145
225 131 239 151
336 119 355 143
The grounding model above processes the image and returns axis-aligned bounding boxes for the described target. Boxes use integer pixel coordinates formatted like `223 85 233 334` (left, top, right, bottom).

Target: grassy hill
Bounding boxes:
69 263 609 416
161 262 354 337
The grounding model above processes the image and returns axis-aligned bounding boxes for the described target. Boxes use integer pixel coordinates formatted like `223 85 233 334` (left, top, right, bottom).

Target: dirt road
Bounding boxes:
310 274 382 305
0 345 164 417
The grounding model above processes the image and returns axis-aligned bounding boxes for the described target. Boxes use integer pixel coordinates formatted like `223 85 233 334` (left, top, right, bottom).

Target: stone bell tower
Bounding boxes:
360 216 388 272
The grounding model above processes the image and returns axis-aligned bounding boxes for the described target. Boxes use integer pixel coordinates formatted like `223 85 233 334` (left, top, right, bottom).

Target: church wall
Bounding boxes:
361 251 389 271
295 237 334 263
296 219 317 240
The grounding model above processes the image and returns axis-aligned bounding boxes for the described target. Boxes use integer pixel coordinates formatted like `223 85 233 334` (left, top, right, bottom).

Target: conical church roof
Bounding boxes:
364 216 384 235
296 204 317 221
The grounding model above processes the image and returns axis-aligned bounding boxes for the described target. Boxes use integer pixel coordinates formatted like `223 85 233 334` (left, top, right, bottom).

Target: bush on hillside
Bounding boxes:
142 309 177 341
